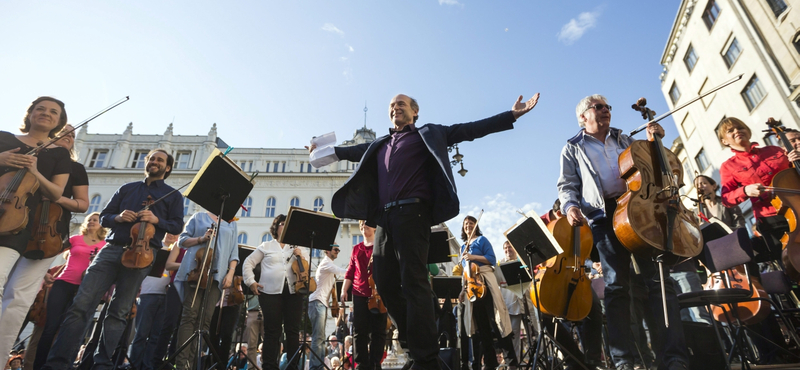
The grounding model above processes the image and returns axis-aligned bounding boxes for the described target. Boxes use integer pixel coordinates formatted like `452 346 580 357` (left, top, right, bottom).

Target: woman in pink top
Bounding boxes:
34 213 107 370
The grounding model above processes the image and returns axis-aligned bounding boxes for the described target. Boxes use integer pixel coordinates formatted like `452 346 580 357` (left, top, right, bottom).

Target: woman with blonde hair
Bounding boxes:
33 213 106 370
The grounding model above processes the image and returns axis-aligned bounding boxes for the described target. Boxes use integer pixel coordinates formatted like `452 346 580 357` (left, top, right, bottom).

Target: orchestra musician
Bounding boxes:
32 213 107 370
307 92 540 370
557 94 689 370
340 221 386 370
497 241 524 364
150 234 188 370
242 214 309 370
0 97 72 357
458 216 517 370
308 241 345 370
41 148 184 370
173 210 239 370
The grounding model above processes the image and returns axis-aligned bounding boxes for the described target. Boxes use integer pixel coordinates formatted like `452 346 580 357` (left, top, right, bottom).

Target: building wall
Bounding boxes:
660 0 800 228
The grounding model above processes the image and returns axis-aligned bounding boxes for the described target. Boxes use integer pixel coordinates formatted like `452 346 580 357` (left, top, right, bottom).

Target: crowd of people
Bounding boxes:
1 91 799 370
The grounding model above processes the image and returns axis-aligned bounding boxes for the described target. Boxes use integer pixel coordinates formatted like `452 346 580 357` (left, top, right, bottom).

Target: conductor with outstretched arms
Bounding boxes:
307 93 540 370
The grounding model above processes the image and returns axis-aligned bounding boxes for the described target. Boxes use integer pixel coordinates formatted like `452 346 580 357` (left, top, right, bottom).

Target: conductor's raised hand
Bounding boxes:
511 93 540 119
305 144 317 154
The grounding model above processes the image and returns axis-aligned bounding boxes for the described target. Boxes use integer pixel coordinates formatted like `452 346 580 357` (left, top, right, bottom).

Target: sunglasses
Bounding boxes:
585 103 612 112
332 248 341 252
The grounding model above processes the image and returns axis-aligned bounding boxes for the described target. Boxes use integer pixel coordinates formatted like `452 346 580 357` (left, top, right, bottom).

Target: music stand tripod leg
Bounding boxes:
157 195 229 370
286 233 332 370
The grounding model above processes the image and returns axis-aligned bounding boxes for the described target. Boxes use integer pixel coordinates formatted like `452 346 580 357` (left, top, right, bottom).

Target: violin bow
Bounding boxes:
28 97 130 155
629 74 742 136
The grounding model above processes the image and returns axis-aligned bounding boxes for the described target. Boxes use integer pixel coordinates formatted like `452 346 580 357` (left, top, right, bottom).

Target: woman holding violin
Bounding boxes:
33 213 106 370
242 214 309 370
0 97 72 356
458 216 516 370
174 210 239 370
340 220 386 370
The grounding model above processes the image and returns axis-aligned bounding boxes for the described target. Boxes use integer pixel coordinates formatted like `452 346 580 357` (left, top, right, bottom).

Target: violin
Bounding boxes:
533 217 593 321
24 199 63 259
462 211 486 302
367 274 387 314
707 265 770 325
27 264 66 326
764 118 800 282
0 150 41 235
330 280 341 317
187 225 217 287
121 196 156 269
222 275 245 307
614 98 703 258
292 250 317 294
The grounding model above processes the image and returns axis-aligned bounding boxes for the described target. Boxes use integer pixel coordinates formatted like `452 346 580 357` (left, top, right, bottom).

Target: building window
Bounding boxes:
703 0 721 30
313 197 324 212
307 163 313 173
90 150 108 168
238 160 253 172
695 149 711 172
88 195 102 214
265 197 276 218
175 151 191 169
311 249 323 258
766 0 788 17
183 198 192 216
265 162 270 172
131 151 148 168
282 162 286 172
290 197 300 208
262 233 273 243
669 83 681 104
238 233 248 245
241 197 252 217
684 44 698 72
741 75 767 111
352 235 364 246
681 114 696 137
273 162 278 173
682 160 694 185
722 37 742 68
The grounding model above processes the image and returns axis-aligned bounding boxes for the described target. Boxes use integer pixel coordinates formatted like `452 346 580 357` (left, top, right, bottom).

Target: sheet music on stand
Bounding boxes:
309 132 338 168
504 210 563 268
184 148 254 221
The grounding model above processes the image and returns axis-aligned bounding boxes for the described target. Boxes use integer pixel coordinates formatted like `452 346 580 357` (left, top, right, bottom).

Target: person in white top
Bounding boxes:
308 246 347 370
243 215 310 370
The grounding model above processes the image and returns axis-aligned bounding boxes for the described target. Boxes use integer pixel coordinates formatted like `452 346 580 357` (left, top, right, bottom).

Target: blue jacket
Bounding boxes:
332 111 516 225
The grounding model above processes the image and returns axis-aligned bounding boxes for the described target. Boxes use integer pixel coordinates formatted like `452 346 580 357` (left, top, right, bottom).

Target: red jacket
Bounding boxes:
720 143 789 220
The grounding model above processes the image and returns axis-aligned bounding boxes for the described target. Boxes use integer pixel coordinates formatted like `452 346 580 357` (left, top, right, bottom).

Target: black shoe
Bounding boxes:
401 360 414 370
616 364 634 370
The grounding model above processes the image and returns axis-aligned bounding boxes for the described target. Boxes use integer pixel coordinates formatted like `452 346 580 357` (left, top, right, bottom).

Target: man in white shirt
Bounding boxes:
309 246 347 370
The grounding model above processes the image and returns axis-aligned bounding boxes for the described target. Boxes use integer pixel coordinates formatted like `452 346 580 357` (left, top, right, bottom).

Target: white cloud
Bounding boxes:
439 0 461 5
445 193 543 258
322 23 344 36
346 44 354 52
557 10 601 45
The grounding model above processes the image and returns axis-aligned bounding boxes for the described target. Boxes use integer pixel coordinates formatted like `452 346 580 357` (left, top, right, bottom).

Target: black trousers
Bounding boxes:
151 283 182 369
374 203 439 370
352 295 388 370
210 304 241 361
470 288 517 369
259 283 302 370
34 280 80 370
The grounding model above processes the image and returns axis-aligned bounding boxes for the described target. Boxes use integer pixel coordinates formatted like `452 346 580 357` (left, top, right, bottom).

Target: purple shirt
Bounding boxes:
377 125 433 207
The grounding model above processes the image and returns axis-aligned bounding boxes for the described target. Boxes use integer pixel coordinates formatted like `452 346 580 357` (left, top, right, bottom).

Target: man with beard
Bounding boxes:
42 149 185 370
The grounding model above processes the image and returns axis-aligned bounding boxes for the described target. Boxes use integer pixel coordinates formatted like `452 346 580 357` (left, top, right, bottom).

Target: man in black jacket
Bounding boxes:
309 93 539 370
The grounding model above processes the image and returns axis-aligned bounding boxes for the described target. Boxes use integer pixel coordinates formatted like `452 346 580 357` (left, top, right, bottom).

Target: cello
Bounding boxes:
764 118 800 282
613 98 703 259
532 216 593 321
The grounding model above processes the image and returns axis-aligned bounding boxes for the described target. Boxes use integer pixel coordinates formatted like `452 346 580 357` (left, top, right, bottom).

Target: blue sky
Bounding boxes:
0 1 684 255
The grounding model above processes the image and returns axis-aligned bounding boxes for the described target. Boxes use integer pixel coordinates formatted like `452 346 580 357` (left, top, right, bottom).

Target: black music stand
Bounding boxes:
280 206 341 370
505 213 585 370
159 150 253 370
428 229 453 264
148 248 172 278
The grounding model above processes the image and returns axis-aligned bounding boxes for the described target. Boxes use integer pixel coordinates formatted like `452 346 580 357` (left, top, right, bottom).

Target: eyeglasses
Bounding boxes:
585 103 612 112
332 248 341 252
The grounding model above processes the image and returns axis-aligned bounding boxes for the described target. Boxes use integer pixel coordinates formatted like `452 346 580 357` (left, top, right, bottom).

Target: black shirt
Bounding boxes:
57 161 89 236
0 131 71 255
